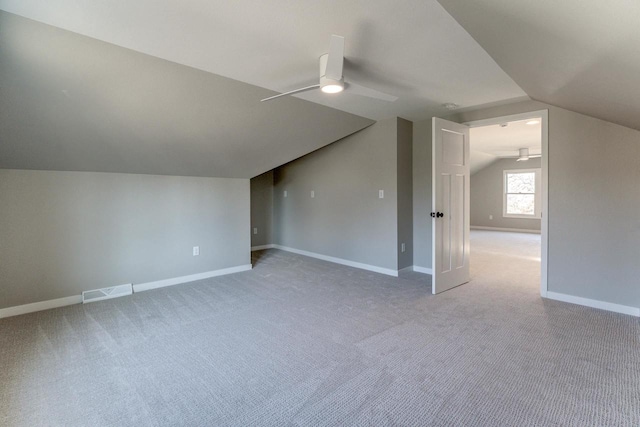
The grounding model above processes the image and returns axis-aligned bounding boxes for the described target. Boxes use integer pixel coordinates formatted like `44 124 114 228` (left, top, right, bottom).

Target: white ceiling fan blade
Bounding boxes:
325 35 344 80
528 154 542 158
260 84 320 102
345 82 398 102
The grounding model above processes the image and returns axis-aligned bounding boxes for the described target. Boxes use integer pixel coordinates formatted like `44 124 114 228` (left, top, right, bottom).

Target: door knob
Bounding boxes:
431 212 444 218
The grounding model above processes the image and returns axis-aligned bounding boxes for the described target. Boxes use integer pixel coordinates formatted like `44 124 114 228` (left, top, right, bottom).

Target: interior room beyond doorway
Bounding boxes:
468 114 545 292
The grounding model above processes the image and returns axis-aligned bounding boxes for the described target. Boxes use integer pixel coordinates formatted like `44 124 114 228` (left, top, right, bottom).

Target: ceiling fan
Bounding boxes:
261 35 398 103
512 148 541 161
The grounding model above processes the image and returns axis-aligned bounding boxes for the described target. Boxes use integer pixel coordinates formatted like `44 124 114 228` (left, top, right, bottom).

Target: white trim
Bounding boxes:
412 266 433 275
0 295 82 319
398 266 414 274
471 226 540 234
272 244 398 277
465 109 549 297
545 291 640 317
82 283 133 304
0 265 253 319
540 110 549 297
133 264 252 292
251 244 275 251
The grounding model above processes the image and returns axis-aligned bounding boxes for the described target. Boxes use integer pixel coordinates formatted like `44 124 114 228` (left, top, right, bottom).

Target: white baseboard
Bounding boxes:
82 283 133 304
272 245 398 277
0 295 82 319
251 244 275 251
471 226 540 234
133 264 253 292
412 266 433 275
545 291 640 317
0 264 253 319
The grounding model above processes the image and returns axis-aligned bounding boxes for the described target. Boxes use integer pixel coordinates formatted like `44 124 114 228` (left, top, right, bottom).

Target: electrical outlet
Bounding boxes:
489 215 493 220
401 243 406 253
253 228 258 235
379 190 384 199
193 246 200 256
311 190 315 198
284 190 288 198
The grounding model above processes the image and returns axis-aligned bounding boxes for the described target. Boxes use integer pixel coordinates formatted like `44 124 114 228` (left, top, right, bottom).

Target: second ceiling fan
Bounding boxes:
510 148 541 161
261 35 398 103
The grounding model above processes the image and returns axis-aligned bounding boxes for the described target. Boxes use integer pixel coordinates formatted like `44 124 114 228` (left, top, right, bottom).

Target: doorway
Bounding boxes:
465 111 548 296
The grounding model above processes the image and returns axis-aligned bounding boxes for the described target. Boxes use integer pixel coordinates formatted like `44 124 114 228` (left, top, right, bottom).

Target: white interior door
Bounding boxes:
432 117 470 294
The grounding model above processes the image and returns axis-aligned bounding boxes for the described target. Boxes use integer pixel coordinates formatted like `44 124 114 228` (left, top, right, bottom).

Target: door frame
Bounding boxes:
463 110 549 297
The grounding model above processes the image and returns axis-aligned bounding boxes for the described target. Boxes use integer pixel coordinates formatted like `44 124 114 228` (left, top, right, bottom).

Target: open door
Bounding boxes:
432 117 470 294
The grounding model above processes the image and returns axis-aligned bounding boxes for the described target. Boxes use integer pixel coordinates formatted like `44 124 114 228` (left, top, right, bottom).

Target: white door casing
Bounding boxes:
432 117 470 294
462 110 548 298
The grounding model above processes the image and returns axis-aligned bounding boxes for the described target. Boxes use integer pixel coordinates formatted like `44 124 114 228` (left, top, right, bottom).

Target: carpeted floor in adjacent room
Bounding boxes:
1 230 639 426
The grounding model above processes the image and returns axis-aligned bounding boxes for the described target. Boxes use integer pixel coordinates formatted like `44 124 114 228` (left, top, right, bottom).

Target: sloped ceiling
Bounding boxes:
438 0 640 131
470 119 542 174
0 0 527 121
0 12 374 178
471 120 542 158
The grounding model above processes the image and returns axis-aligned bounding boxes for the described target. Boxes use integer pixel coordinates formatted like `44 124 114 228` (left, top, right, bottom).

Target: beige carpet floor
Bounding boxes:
1 230 639 426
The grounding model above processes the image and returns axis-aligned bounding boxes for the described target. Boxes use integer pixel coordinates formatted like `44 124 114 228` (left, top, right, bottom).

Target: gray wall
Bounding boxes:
0 170 250 309
471 158 541 231
273 119 399 271
412 119 433 270
397 118 414 269
250 171 274 247
448 100 640 309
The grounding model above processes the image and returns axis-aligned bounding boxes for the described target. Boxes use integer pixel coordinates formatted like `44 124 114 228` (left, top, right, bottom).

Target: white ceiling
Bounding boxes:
438 0 640 131
469 119 541 174
0 0 527 121
471 120 541 157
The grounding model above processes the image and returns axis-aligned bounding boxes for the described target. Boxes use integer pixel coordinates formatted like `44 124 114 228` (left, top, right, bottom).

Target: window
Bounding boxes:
503 169 541 219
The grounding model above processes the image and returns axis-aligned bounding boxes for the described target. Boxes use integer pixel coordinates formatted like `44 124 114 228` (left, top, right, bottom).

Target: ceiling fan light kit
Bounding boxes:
515 147 541 161
261 35 397 103
517 148 530 161
320 82 344 93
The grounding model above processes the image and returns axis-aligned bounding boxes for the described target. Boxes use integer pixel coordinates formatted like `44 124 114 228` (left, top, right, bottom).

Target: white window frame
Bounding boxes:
503 168 542 219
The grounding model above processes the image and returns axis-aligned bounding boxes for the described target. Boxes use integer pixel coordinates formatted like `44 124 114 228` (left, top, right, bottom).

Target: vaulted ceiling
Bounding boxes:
470 119 542 174
1 0 637 179
0 12 373 178
0 0 527 122
438 0 640 131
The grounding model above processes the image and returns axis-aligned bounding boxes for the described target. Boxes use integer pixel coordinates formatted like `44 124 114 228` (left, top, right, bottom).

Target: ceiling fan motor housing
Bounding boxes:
319 53 344 92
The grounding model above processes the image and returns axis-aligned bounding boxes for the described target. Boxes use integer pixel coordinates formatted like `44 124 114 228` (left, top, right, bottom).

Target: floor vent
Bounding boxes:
82 284 133 304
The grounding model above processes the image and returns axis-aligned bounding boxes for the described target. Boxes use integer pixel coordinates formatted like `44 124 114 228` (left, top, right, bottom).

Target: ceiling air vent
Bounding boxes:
82 283 133 304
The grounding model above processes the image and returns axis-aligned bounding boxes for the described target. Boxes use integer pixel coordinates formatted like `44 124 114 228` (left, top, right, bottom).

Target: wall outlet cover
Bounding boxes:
193 246 200 256
379 190 384 199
